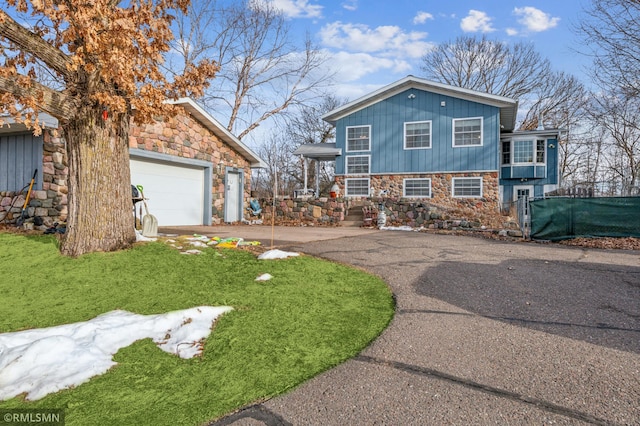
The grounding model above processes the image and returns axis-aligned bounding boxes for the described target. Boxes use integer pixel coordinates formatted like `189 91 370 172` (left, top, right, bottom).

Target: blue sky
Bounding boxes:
259 0 592 100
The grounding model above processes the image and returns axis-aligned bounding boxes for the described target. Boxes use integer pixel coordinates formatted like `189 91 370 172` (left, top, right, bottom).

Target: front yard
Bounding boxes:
0 232 394 425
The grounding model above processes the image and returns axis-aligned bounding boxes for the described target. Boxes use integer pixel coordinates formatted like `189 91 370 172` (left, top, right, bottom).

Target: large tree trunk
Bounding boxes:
60 105 136 257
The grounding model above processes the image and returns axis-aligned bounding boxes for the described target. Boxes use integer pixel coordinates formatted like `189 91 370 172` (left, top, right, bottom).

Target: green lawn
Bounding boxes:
0 232 394 425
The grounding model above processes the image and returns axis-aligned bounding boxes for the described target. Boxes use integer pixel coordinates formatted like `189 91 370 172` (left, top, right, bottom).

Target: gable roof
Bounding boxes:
169 98 266 168
322 75 519 132
0 98 266 168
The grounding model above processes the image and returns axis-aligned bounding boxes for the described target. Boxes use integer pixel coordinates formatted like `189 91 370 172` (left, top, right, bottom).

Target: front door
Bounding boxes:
224 170 242 222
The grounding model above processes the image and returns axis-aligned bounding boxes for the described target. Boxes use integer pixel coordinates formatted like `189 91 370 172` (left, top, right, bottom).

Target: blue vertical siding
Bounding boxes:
335 88 501 174
499 137 559 204
0 133 43 191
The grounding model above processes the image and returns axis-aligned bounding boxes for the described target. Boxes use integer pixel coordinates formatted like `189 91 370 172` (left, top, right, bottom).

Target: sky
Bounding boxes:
258 0 593 100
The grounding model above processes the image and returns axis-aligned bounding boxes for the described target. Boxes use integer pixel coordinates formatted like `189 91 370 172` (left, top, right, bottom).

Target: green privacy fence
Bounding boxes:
530 197 640 241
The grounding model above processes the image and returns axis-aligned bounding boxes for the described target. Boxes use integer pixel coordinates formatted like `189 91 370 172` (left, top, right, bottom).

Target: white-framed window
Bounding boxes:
346 125 371 152
346 155 370 174
508 139 546 165
404 121 432 149
403 178 431 197
452 177 483 198
345 178 370 196
453 117 483 147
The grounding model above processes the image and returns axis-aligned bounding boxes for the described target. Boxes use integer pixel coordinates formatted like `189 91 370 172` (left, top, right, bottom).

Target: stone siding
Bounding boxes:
129 113 252 220
335 172 500 217
2 112 252 226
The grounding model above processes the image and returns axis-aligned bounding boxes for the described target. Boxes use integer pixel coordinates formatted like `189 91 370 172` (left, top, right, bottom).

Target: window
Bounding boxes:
452 177 482 198
509 139 546 164
346 126 370 152
346 155 370 174
453 118 482 147
513 140 534 163
536 140 546 163
404 121 431 149
404 179 431 197
502 140 511 165
345 178 370 196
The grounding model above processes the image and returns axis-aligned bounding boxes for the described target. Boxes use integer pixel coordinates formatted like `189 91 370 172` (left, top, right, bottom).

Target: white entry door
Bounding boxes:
224 171 242 222
513 185 534 220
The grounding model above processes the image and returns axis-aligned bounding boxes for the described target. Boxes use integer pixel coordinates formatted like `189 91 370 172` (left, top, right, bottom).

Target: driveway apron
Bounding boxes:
208 230 640 425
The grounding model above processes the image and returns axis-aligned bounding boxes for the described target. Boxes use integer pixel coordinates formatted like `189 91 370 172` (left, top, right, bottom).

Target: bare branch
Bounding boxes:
0 75 73 118
0 10 71 80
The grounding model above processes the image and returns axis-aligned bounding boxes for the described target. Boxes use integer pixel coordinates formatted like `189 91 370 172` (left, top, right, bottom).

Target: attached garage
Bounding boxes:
129 150 212 226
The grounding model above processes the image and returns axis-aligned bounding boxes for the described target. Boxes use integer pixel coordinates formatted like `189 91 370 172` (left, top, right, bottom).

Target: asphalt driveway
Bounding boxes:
194 226 640 425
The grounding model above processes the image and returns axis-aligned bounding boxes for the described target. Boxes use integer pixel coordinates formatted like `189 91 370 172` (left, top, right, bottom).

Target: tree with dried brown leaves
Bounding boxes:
0 0 218 256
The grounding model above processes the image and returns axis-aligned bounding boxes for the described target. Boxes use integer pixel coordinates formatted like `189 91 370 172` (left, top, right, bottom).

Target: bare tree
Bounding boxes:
286 94 342 194
420 35 552 100
590 93 640 195
172 0 332 140
0 0 216 256
253 131 297 198
576 0 640 97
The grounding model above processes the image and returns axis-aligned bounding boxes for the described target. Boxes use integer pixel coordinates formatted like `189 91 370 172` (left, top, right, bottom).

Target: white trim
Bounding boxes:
345 178 370 197
452 177 483 198
346 155 371 175
404 120 432 150
513 185 534 202
403 178 432 198
508 137 547 166
345 125 371 152
452 117 483 147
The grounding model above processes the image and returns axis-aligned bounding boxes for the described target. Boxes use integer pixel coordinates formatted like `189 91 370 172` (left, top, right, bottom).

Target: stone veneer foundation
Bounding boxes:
334 172 500 216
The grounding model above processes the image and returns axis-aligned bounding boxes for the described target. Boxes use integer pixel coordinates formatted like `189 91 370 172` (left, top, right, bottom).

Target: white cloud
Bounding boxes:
413 11 434 25
328 51 404 82
506 27 518 36
319 21 433 59
513 7 560 32
342 0 358 11
460 10 496 33
256 0 323 19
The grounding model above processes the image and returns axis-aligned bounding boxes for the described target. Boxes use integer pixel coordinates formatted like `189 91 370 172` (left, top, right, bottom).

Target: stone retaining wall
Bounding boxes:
259 197 346 226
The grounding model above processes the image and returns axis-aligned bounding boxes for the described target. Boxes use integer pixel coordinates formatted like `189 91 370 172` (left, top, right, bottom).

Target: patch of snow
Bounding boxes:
180 249 202 255
257 249 300 260
380 226 415 232
135 229 157 242
0 306 232 401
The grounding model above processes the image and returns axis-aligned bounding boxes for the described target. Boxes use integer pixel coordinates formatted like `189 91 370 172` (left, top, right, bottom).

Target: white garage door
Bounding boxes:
130 158 205 226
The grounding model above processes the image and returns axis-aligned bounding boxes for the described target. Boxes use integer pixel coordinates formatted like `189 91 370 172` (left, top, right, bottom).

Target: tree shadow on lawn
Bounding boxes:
415 259 640 354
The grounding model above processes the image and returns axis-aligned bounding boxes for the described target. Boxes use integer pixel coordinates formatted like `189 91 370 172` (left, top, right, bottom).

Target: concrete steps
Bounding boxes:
342 207 363 227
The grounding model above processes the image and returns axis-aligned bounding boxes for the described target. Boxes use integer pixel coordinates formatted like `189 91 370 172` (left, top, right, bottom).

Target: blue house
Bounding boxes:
321 75 560 215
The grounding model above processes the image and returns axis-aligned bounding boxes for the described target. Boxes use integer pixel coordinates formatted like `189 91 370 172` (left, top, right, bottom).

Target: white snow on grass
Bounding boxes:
257 249 300 260
0 306 233 401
